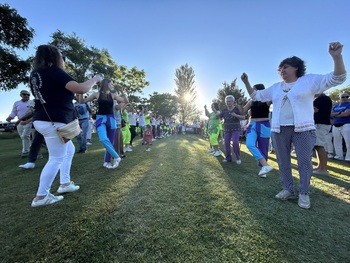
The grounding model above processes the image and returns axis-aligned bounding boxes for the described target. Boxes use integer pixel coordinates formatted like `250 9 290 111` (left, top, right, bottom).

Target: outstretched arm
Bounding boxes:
329 41 346 76
241 73 254 95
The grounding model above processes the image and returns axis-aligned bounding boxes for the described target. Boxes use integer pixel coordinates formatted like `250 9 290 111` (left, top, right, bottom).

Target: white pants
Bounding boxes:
332 123 350 160
16 122 32 154
33 121 75 196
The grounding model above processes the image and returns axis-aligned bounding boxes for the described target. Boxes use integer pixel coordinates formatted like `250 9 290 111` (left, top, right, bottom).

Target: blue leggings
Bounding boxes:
95 114 119 163
245 120 271 166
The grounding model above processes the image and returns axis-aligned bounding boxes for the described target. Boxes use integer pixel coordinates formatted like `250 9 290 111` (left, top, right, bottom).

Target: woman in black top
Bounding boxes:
30 45 102 207
241 84 273 177
82 79 127 168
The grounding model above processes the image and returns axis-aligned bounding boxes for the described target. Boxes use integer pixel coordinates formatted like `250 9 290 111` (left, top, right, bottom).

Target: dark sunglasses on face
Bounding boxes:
21 94 30 96
341 96 349 98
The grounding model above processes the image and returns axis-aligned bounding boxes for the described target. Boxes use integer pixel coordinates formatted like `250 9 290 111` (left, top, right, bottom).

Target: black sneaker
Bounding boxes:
77 149 86 154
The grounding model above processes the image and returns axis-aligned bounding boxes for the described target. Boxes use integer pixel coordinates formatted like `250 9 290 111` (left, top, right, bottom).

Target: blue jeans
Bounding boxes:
77 118 89 151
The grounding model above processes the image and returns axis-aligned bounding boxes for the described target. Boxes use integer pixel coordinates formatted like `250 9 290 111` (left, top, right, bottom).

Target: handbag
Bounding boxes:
57 119 81 143
31 72 81 143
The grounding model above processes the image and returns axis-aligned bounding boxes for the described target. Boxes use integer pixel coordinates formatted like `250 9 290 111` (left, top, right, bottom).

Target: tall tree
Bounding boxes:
216 78 248 110
174 64 200 123
147 92 178 118
0 3 34 91
50 30 149 99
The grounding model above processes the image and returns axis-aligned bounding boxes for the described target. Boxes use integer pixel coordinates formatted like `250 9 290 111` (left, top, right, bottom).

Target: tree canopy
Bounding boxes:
174 64 200 123
216 78 248 110
0 3 34 91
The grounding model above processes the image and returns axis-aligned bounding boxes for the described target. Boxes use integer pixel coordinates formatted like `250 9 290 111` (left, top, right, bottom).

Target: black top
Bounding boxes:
250 101 270 118
30 66 75 124
219 107 241 132
97 93 114 115
313 94 332 125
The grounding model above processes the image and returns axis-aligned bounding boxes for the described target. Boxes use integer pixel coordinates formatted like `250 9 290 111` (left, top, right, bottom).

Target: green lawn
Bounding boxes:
0 133 349 263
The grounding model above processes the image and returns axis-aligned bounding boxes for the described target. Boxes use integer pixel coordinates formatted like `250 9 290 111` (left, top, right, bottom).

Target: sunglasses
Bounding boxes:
21 94 30 96
341 96 349 99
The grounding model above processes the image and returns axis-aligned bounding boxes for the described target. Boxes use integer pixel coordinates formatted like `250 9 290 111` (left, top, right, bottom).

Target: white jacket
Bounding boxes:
251 72 346 132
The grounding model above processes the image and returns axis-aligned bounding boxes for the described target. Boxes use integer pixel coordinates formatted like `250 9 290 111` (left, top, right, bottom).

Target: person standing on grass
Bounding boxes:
80 80 127 169
240 84 273 178
143 124 153 151
204 103 221 157
330 92 350 161
30 44 103 207
6 90 35 158
218 95 246 164
241 41 346 209
313 93 333 175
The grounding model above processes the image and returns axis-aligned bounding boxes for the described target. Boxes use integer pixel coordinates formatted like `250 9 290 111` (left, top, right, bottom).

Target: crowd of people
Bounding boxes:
6 42 348 209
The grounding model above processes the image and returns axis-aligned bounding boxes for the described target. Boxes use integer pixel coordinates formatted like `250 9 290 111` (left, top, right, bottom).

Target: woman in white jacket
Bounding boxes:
241 41 346 209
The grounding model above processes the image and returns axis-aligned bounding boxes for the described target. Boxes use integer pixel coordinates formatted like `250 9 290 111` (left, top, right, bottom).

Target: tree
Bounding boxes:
0 3 34 91
216 78 248 110
147 92 178 118
49 30 150 107
174 64 200 123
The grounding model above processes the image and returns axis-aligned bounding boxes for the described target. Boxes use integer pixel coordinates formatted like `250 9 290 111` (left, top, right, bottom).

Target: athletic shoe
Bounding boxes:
312 169 329 175
87 142 92 145
146 148 151 152
103 162 109 168
327 153 333 159
236 159 242 165
222 159 231 163
298 194 310 209
334 156 344 161
109 157 122 169
31 193 64 207
124 147 133 152
208 148 214 153
213 151 221 157
19 162 35 169
258 165 273 177
275 190 296 200
57 181 80 194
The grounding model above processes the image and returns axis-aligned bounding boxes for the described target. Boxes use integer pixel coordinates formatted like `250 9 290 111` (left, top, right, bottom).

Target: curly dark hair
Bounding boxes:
32 45 64 72
278 56 306 77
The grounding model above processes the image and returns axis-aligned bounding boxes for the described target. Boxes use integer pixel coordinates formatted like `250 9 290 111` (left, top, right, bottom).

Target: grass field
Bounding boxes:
0 133 349 263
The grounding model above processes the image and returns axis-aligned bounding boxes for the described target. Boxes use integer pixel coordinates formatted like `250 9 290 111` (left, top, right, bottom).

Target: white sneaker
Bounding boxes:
258 165 273 177
87 142 92 145
275 190 296 200
236 159 241 165
213 151 221 157
31 193 64 207
19 162 35 169
103 162 109 168
327 153 333 159
57 181 80 194
124 147 133 152
298 194 310 209
334 156 344 161
146 148 151 152
107 157 122 169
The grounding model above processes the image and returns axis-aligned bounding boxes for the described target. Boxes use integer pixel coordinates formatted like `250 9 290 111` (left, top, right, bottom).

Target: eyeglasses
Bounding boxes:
341 96 349 99
21 94 30 96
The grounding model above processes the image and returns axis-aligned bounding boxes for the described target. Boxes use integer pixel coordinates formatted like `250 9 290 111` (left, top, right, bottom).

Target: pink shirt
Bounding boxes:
8 100 34 119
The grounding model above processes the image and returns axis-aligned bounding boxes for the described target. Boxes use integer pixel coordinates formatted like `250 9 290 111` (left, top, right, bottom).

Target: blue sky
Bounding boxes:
1 0 349 121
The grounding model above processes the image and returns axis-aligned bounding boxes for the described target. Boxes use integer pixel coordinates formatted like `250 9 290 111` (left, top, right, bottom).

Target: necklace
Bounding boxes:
282 82 295 106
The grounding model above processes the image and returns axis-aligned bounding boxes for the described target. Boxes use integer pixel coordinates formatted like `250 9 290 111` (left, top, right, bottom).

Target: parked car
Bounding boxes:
0 122 17 132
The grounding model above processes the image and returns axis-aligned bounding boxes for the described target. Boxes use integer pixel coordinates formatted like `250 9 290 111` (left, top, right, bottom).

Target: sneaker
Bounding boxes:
275 190 296 200
236 159 242 165
208 148 214 153
258 165 273 177
213 151 221 157
222 159 231 163
334 156 344 161
77 149 86 154
124 147 133 152
87 142 92 145
298 194 310 209
312 169 329 175
19 162 35 169
103 162 109 168
31 193 64 207
146 148 151 152
327 153 333 159
107 157 122 169
57 181 80 194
